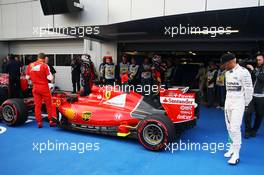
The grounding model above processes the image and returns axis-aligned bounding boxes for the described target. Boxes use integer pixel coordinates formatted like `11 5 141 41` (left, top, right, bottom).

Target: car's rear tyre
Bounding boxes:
1 98 28 126
137 115 176 151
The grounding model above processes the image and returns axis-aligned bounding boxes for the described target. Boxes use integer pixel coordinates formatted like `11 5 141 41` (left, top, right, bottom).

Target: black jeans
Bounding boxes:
72 74 80 93
9 76 21 98
80 77 91 97
244 97 264 133
207 87 215 107
216 85 226 107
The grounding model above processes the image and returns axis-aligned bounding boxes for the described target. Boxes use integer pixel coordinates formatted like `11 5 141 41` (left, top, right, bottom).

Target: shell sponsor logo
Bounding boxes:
82 111 92 121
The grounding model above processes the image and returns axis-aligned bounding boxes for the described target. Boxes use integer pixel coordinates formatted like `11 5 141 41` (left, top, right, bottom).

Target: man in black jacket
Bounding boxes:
6 55 23 98
244 52 264 138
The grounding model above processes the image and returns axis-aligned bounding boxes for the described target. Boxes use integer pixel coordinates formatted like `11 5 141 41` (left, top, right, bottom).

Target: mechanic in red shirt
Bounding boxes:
26 53 56 128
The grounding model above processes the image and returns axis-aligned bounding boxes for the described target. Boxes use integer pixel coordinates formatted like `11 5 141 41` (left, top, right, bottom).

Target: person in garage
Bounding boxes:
221 52 253 165
71 56 81 93
128 57 139 85
206 62 218 107
102 56 116 85
6 55 23 98
1 57 8 73
216 64 226 109
151 55 167 88
26 53 56 128
244 52 264 138
164 59 176 88
195 63 207 101
45 56 56 83
138 57 152 95
80 54 95 96
117 55 130 83
99 56 106 84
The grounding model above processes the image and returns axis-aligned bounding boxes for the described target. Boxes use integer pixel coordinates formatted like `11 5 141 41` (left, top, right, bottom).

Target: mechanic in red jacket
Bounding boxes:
26 53 56 128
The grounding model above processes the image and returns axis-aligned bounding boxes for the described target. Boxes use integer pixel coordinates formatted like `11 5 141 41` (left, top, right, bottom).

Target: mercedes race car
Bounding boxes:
0 73 199 151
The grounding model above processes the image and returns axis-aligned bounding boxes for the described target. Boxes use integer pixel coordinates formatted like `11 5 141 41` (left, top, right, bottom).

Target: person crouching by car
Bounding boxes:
71 57 81 93
26 53 56 128
221 52 253 165
80 54 95 96
244 52 264 138
102 56 116 85
206 62 218 107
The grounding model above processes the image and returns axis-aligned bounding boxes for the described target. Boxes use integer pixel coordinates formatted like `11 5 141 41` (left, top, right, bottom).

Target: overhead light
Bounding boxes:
189 51 196 56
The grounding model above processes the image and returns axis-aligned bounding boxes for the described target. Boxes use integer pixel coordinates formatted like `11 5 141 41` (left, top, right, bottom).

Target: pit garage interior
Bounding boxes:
56 6 264 90
1 3 264 175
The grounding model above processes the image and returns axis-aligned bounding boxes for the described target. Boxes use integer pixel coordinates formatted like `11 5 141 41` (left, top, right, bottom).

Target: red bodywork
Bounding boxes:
51 86 198 136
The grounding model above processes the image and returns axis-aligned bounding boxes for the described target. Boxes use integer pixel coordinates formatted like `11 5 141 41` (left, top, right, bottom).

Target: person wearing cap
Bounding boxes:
220 52 253 165
26 53 56 128
244 52 264 138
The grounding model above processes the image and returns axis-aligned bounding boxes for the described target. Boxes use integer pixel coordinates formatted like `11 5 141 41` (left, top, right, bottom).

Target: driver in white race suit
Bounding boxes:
220 52 253 165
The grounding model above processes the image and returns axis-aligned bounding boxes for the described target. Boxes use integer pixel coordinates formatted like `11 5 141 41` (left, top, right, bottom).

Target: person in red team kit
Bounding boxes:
26 53 56 128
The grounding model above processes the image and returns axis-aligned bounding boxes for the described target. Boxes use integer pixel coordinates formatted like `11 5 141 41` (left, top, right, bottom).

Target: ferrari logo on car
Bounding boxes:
82 111 92 121
105 91 111 100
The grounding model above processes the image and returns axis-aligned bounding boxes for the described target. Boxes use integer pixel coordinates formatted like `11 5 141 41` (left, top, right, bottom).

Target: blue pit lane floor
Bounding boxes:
0 106 263 175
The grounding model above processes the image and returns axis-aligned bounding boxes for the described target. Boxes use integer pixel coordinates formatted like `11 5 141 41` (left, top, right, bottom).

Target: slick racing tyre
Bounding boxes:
137 115 176 151
1 98 28 126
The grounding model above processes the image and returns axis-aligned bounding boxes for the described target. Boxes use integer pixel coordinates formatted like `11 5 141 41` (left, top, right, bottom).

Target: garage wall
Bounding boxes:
206 0 259 11
108 0 131 24
131 0 164 20
165 0 206 16
1 0 263 40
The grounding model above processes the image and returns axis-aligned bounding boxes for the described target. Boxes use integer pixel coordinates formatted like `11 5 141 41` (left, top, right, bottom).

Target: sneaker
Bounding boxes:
228 153 240 165
37 122 43 128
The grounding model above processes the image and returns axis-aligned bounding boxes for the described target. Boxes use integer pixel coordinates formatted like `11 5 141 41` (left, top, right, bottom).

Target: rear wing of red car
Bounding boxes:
160 87 198 123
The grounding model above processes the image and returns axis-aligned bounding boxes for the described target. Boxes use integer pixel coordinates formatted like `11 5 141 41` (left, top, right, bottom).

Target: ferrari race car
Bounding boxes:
0 73 199 151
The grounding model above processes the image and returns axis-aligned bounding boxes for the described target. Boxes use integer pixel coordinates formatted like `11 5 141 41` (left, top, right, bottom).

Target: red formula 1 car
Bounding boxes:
0 73 199 151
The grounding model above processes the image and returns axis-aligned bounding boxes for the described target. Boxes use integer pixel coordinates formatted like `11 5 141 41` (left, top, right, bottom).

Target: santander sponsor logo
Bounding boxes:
161 97 195 105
